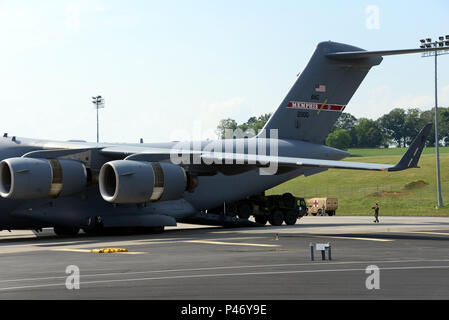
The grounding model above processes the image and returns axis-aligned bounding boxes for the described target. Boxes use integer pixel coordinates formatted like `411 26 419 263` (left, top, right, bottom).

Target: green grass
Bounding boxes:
268 148 449 216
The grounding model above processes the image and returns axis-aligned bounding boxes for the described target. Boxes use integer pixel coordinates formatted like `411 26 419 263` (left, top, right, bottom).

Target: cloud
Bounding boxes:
350 83 449 120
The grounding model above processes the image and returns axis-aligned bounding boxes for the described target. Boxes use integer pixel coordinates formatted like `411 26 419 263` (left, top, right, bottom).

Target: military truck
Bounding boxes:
209 193 307 226
306 197 338 216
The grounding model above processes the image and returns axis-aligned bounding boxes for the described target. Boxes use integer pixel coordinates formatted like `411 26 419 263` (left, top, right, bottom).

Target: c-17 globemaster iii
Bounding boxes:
0 41 442 236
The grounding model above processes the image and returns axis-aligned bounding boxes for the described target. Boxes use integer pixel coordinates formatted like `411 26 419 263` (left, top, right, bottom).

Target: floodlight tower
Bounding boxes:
419 35 449 209
92 95 105 143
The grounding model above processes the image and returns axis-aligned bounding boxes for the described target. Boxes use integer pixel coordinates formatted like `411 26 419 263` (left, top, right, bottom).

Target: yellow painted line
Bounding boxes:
119 252 146 255
185 240 280 248
52 248 145 255
91 248 129 254
313 235 394 242
52 248 92 253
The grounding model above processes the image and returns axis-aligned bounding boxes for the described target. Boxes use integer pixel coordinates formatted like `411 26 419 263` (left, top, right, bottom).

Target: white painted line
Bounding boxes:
2 265 449 292
396 231 449 236
312 235 394 242
185 240 280 247
1 259 448 284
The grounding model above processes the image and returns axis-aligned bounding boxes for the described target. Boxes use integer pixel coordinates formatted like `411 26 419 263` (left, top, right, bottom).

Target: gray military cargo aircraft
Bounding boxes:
0 41 443 236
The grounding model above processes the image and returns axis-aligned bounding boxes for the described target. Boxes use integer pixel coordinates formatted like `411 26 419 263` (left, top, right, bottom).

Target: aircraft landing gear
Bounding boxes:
237 201 252 220
54 226 80 237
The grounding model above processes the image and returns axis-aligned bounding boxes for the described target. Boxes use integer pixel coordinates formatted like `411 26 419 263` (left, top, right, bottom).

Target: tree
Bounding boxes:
216 118 238 139
325 129 352 150
332 112 358 131
419 107 449 146
354 118 384 148
404 108 421 146
216 113 272 139
379 108 406 147
331 112 358 147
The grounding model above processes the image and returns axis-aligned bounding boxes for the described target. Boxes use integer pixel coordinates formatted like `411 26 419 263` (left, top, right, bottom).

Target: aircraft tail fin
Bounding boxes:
260 41 382 143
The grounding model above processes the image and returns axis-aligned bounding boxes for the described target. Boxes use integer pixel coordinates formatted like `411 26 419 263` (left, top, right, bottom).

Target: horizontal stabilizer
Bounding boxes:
327 46 449 60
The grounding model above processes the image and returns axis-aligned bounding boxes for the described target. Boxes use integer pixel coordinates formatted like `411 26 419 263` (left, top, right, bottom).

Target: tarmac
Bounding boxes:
0 216 448 300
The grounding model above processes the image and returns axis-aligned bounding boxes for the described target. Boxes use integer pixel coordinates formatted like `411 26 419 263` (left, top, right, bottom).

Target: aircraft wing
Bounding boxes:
96 124 431 173
201 123 432 172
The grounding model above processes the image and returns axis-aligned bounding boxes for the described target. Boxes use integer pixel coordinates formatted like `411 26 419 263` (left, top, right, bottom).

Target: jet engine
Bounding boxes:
0 157 87 200
99 160 187 204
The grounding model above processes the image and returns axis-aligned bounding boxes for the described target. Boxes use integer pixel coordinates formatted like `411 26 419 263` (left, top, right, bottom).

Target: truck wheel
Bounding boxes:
237 202 252 220
269 210 284 226
284 210 298 225
255 216 268 226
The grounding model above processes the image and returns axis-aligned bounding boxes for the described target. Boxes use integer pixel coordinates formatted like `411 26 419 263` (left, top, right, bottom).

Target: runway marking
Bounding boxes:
0 237 271 255
1 265 449 292
311 235 394 242
52 248 91 253
1 259 449 284
391 231 449 236
185 240 280 247
51 248 146 255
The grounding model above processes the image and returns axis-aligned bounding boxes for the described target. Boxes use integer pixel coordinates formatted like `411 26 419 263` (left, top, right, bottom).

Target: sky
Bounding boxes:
0 0 448 143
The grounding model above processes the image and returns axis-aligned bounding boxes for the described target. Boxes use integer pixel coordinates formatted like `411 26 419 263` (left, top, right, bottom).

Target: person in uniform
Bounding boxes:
372 203 380 223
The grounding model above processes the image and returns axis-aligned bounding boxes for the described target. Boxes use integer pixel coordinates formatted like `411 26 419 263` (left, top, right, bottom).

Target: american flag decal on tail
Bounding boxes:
315 84 327 93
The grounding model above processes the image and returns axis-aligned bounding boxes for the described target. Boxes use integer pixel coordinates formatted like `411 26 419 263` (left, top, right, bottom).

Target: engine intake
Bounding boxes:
99 160 187 204
0 157 87 200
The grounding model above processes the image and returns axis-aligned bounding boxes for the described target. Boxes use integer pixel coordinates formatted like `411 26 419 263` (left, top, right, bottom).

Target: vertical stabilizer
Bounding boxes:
261 41 383 143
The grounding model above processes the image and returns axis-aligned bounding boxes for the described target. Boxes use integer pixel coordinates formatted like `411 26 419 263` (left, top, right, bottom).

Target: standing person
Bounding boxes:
372 203 380 223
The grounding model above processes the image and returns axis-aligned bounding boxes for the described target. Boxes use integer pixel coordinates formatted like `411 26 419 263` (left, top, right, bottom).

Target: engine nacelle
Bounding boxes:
0 157 87 200
99 160 187 204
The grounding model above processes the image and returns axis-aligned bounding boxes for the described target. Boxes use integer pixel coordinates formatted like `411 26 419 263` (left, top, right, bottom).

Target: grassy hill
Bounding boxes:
268 147 449 216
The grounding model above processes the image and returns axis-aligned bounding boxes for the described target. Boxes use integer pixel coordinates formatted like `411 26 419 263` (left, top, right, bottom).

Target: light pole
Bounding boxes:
91 95 105 143
419 36 449 209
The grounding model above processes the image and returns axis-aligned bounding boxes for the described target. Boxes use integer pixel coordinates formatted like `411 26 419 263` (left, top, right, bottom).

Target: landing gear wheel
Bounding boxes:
269 210 284 226
237 202 252 220
255 216 268 226
284 210 298 226
225 203 238 217
54 227 80 237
